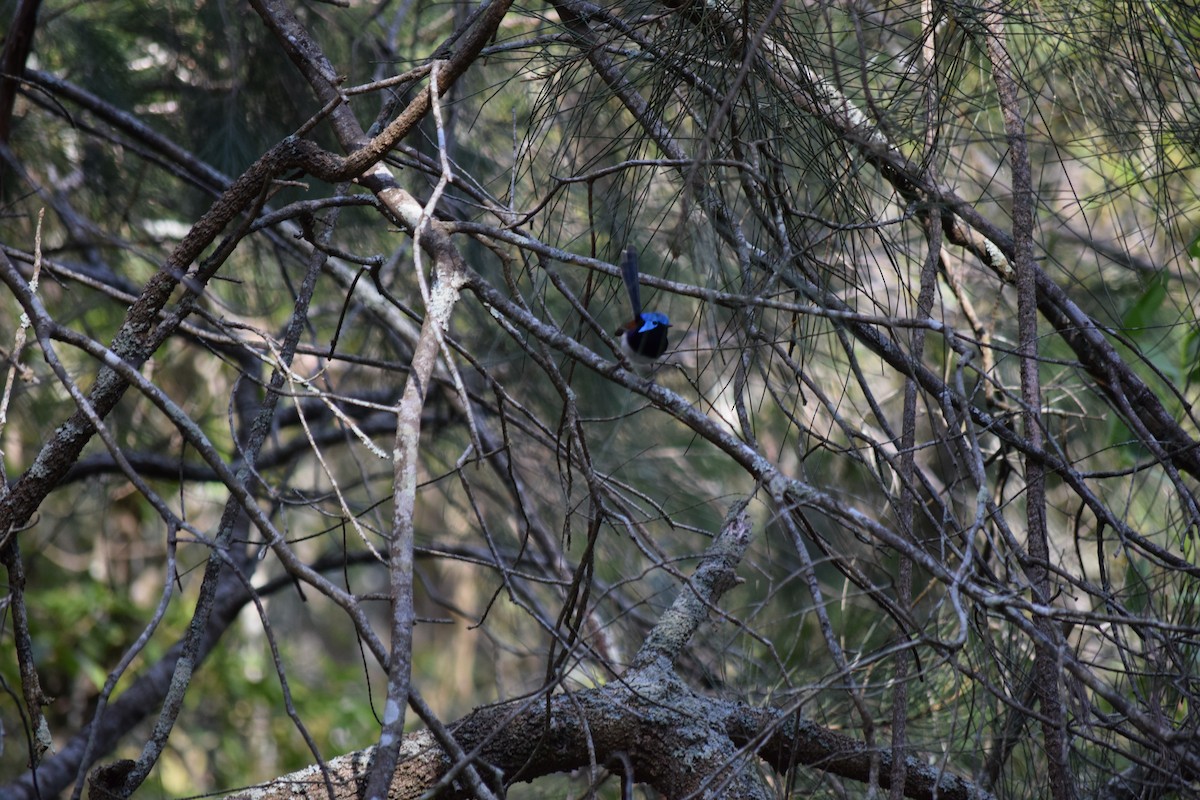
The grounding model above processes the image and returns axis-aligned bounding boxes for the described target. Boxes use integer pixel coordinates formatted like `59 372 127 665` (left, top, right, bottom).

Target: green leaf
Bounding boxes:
1122 271 1169 331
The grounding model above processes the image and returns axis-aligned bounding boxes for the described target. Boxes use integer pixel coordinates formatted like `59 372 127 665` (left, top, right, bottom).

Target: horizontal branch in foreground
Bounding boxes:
224 675 993 800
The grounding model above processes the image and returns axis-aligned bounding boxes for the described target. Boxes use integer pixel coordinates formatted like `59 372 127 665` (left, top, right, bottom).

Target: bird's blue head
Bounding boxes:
619 311 671 361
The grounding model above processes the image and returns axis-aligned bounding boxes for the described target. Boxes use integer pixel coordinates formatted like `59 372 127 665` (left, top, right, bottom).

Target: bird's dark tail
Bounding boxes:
621 246 642 319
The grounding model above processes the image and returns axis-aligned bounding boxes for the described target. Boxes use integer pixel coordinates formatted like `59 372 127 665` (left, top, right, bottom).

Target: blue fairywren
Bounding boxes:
615 246 671 362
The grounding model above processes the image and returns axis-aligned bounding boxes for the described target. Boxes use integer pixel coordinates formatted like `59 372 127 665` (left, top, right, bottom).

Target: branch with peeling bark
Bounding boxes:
226 503 993 800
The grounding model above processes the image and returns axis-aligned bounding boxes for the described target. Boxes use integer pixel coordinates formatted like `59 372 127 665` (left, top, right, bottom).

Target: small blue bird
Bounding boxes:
614 246 671 362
